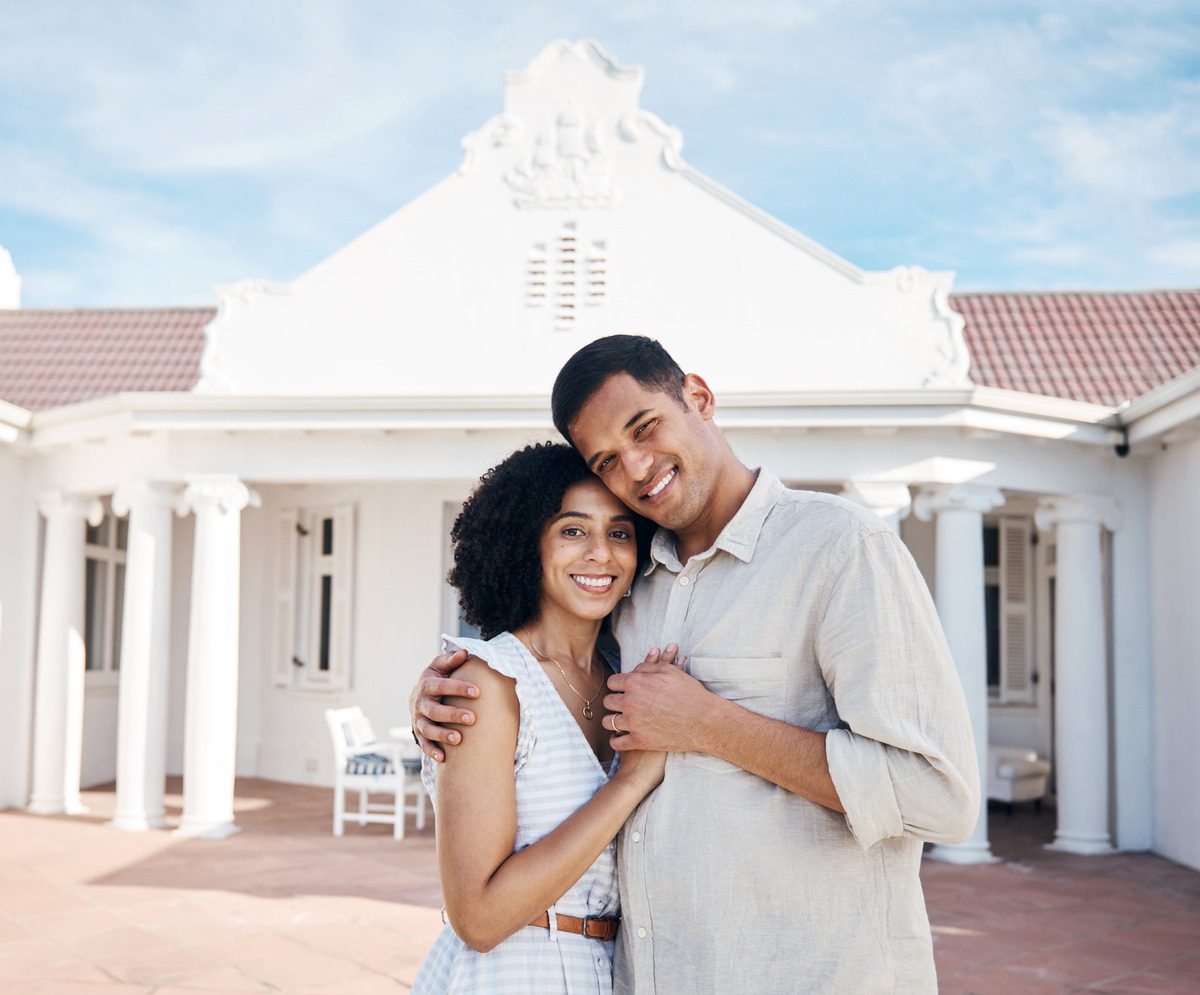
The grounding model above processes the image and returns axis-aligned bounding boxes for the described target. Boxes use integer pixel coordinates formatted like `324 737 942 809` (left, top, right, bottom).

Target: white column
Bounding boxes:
1036 495 1121 855
110 482 184 831
914 483 1004 865
176 476 257 839
28 492 103 815
840 480 912 534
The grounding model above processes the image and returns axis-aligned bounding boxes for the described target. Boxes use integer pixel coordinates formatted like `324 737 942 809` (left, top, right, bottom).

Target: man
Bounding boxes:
413 335 978 993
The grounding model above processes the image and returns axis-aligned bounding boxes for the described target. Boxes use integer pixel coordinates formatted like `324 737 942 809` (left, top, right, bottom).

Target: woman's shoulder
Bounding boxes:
441 631 530 684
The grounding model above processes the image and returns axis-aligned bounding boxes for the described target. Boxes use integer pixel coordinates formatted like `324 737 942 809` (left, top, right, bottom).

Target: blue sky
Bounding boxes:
1 1 1197 307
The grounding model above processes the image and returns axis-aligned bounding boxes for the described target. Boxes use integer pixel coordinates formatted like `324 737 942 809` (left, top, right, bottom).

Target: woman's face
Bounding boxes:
538 478 639 623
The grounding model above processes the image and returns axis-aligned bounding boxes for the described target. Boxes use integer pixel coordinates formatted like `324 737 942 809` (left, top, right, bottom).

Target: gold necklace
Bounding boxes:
524 631 603 720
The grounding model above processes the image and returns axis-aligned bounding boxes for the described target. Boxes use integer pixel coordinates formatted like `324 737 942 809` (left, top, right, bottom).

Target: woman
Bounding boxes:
412 442 670 994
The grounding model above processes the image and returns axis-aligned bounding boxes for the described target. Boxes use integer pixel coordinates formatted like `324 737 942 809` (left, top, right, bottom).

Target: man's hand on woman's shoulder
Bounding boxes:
410 648 479 762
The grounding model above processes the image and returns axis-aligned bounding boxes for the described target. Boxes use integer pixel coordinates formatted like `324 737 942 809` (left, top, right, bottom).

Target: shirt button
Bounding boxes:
678 576 690 586
637 927 648 939
631 831 642 842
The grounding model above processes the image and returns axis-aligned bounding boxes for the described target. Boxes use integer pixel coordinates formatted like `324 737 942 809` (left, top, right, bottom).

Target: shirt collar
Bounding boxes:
644 468 783 574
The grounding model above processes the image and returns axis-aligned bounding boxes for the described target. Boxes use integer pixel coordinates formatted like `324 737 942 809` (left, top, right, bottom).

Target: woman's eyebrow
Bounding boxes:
552 511 593 522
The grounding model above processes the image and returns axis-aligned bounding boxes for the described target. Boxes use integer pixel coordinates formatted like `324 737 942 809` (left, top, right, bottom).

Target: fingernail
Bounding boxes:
460 711 472 723
450 732 460 744
666 643 678 653
648 648 660 657
467 687 479 698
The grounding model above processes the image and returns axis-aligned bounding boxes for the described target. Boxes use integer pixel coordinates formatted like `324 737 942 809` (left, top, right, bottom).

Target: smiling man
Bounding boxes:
414 335 978 993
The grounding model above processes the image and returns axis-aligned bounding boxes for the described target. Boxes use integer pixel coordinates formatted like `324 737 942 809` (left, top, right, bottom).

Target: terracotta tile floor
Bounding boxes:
1 779 1197 994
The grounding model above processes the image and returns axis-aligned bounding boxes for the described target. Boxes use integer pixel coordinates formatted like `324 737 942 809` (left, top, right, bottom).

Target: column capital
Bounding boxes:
37 490 104 526
112 480 187 519
1035 494 1121 533
912 483 1004 520
840 480 912 522
182 475 260 515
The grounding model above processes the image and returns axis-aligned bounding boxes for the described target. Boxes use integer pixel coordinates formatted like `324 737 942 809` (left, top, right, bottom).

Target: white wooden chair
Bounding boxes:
324 706 428 840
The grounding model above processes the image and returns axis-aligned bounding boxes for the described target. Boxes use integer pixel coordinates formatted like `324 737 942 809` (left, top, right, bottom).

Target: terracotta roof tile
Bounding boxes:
953 290 1200 406
0 308 212 411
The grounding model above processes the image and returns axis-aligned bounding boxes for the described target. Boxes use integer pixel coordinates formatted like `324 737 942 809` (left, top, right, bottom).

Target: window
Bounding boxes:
273 504 355 691
986 517 1035 705
84 511 127 676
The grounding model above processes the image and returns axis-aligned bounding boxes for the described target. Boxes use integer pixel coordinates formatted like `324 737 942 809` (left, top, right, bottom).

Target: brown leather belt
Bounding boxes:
528 911 620 941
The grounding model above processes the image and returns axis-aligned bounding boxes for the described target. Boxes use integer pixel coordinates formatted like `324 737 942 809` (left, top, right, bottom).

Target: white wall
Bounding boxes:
1148 434 1200 871
0 452 37 808
250 479 471 787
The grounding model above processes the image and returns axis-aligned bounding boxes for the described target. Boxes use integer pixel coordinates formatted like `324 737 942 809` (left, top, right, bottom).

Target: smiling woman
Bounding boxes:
411 442 668 994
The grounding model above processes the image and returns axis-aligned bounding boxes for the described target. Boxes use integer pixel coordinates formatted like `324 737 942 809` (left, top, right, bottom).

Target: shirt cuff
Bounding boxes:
825 727 904 850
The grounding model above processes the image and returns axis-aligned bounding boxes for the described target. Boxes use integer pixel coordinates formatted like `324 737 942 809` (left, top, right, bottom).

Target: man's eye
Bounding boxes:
634 419 657 439
596 456 614 474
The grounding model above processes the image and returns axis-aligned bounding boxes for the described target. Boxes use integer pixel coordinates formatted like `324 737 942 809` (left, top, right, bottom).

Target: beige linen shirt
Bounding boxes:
611 469 978 994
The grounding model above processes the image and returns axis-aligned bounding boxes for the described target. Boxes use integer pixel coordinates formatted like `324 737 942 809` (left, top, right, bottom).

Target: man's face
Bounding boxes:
568 373 721 535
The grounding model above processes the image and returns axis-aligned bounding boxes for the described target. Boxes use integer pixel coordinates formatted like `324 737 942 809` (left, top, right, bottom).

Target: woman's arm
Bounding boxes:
436 657 663 953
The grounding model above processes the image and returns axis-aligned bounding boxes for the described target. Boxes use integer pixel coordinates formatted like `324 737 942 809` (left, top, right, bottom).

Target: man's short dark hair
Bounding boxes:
551 335 686 447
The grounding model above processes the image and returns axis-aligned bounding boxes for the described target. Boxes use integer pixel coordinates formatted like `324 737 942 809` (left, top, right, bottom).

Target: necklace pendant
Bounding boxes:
582 703 594 720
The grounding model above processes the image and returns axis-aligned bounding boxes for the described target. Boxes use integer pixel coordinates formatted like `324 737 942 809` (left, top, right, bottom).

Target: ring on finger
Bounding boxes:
612 714 625 735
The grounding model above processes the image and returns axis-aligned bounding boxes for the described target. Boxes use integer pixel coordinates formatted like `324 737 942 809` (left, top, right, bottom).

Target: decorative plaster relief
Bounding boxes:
458 114 523 176
618 111 686 171
505 38 643 86
913 483 1005 519
503 98 617 209
196 280 293 394
868 267 972 389
1035 495 1122 533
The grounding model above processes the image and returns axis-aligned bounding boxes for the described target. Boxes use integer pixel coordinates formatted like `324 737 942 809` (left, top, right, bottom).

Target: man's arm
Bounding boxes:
605 529 979 848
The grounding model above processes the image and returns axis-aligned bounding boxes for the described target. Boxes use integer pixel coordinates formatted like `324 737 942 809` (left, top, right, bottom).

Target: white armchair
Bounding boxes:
987 745 1051 813
324 706 428 840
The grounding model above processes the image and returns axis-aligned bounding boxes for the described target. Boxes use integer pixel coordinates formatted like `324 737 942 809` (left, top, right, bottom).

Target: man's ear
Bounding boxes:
682 373 716 421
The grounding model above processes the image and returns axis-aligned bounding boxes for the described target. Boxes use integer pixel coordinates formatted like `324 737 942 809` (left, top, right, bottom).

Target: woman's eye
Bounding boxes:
610 529 632 541
563 526 585 538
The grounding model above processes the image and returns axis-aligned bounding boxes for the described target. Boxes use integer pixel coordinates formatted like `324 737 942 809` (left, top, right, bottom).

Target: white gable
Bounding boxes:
197 40 970 398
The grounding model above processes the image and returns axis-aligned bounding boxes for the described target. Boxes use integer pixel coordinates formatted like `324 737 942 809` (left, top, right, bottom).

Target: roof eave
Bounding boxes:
22 386 1121 449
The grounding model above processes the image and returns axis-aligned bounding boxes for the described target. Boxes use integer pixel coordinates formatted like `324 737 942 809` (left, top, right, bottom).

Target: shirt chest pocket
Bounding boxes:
686 655 789 721
673 656 788 776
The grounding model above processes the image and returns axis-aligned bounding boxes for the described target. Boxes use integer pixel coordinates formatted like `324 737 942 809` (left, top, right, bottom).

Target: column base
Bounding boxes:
1046 836 1115 856
174 820 240 840
110 812 167 832
26 798 65 816
926 842 1000 865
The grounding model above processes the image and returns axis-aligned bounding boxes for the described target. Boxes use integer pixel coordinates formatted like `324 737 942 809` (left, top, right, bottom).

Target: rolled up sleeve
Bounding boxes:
817 531 980 850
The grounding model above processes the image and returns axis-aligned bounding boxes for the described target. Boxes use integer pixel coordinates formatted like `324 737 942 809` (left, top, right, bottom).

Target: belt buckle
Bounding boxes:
581 915 598 939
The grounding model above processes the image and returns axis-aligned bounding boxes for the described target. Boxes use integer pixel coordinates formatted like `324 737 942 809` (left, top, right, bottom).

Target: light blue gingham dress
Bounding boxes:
412 632 620 994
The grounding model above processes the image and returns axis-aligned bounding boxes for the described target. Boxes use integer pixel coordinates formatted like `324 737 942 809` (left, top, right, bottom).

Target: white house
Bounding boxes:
1 41 1198 870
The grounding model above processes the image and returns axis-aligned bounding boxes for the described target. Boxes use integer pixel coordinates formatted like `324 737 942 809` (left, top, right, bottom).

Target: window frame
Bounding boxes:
83 510 128 686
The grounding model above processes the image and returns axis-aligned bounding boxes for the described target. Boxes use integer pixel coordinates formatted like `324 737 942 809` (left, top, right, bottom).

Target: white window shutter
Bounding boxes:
274 509 299 687
999 516 1034 705
328 503 356 690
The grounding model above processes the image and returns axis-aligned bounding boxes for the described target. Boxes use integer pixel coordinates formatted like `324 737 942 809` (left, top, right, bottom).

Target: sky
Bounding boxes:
1 1 1198 308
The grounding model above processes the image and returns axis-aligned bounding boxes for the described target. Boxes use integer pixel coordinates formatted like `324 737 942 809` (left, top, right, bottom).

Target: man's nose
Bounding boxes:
621 445 653 481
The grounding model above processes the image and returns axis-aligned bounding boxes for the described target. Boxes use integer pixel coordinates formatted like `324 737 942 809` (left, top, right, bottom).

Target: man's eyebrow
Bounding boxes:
623 408 653 431
584 409 654 470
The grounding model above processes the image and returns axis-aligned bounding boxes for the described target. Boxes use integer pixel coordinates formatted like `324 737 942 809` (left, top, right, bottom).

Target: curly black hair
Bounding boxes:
448 442 654 639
